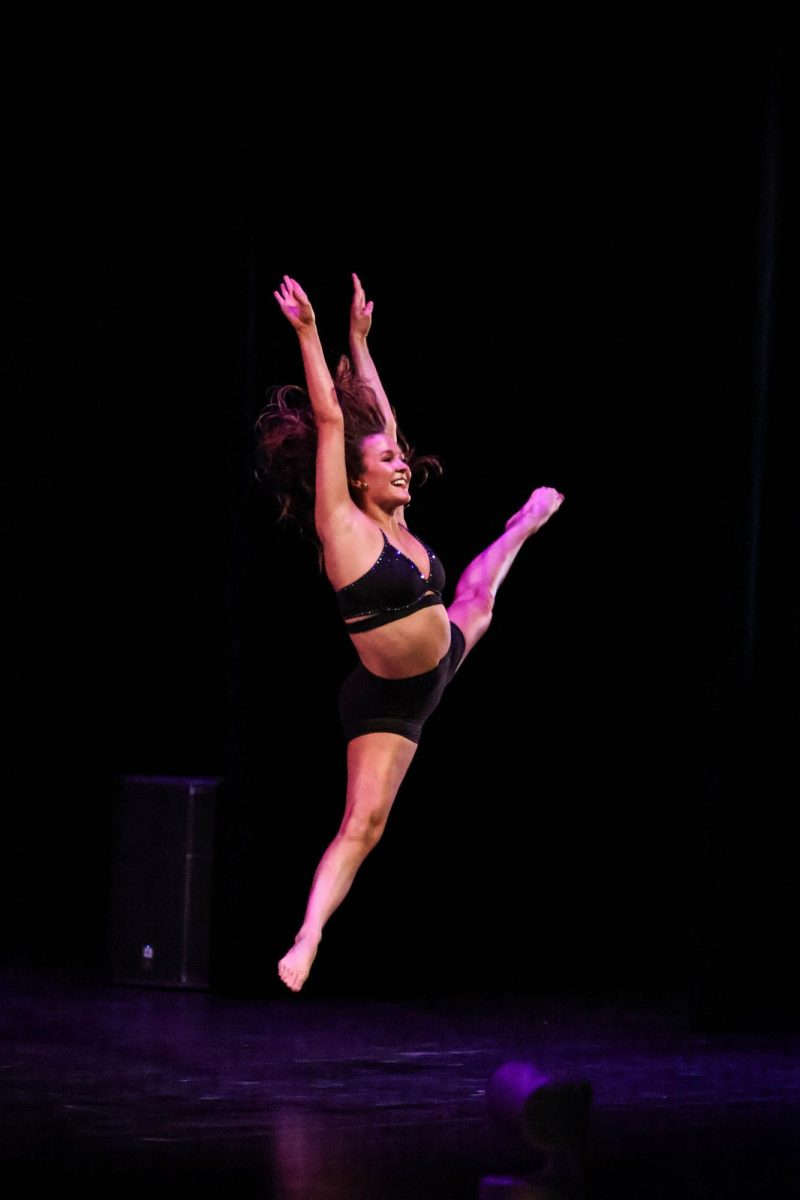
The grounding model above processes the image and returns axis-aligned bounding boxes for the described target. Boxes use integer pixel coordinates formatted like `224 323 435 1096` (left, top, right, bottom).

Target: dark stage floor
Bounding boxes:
1 967 798 1199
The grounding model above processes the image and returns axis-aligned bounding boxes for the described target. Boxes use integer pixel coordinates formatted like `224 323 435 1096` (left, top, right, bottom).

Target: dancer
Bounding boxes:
258 273 563 992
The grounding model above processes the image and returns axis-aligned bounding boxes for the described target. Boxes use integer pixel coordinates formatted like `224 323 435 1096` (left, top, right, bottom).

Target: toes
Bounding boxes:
278 956 306 992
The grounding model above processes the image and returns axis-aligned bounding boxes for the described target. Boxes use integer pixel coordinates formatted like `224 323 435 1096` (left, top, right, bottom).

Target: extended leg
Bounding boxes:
448 485 563 657
278 731 418 993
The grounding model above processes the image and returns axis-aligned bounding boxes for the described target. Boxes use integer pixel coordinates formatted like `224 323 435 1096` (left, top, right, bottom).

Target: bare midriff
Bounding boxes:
345 600 452 677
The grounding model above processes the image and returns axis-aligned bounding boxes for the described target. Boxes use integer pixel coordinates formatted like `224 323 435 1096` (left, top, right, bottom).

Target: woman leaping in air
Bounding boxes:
257 273 563 992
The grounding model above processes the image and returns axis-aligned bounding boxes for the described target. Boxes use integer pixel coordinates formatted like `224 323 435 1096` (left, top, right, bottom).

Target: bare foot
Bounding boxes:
278 930 320 993
505 486 564 537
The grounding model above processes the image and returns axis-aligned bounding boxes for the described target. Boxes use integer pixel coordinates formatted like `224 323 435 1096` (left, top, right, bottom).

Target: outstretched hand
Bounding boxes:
350 272 374 339
274 275 316 331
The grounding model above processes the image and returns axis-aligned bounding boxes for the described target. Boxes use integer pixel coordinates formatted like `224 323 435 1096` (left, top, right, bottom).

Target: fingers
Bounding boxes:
274 276 311 319
351 272 373 320
274 275 306 301
277 273 369 318
284 274 307 300
282 272 369 309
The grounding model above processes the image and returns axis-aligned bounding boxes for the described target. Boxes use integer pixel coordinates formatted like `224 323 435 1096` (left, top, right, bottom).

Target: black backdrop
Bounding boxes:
4 33 795 1025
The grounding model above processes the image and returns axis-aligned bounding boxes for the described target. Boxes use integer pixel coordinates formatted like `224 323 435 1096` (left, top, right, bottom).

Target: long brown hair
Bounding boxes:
255 356 441 547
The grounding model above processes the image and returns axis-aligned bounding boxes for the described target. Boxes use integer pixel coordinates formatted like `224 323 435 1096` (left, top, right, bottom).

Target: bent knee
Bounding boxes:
340 808 387 850
453 581 495 619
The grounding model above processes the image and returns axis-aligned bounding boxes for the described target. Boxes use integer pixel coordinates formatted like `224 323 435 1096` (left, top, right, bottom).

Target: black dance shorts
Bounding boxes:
338 622 466 745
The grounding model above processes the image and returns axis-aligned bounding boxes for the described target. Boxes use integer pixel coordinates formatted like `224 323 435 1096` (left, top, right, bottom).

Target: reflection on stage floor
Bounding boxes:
2 968 798 1198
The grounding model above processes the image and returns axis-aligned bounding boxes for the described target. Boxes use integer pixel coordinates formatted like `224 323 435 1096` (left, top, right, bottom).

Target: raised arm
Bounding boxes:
348 273 397 441
274 275 353 533
274 275 341 424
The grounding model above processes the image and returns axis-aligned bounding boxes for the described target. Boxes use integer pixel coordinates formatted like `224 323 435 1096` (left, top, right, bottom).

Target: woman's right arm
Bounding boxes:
274 275 340 423
274 276 354 534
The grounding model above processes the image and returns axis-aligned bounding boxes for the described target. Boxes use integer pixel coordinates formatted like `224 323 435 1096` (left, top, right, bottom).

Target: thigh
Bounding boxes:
343 732 419 829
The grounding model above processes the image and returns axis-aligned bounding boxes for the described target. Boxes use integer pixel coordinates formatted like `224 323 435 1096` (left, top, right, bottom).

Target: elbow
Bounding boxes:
315 408 344 430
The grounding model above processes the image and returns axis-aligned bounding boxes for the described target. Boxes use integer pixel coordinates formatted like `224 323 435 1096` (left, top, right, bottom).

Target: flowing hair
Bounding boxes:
255 356 441 552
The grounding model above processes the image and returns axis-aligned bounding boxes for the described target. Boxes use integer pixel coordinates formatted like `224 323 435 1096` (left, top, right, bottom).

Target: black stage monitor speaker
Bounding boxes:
110 775 220 989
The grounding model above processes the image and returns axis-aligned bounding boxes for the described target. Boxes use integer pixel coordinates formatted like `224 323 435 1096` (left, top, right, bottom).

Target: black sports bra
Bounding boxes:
335 528 446 633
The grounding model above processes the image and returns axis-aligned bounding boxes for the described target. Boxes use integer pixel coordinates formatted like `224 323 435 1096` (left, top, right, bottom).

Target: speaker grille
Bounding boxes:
109 775 220 988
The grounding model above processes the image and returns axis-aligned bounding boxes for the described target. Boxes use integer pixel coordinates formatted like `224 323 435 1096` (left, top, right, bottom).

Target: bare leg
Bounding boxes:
278 731 418 993
448 485 564 656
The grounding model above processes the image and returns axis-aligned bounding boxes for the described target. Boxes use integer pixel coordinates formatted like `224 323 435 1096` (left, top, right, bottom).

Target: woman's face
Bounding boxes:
357 433 411 507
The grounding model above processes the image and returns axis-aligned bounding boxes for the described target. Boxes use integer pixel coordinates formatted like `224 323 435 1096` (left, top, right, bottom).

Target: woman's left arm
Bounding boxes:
348 272 398 441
